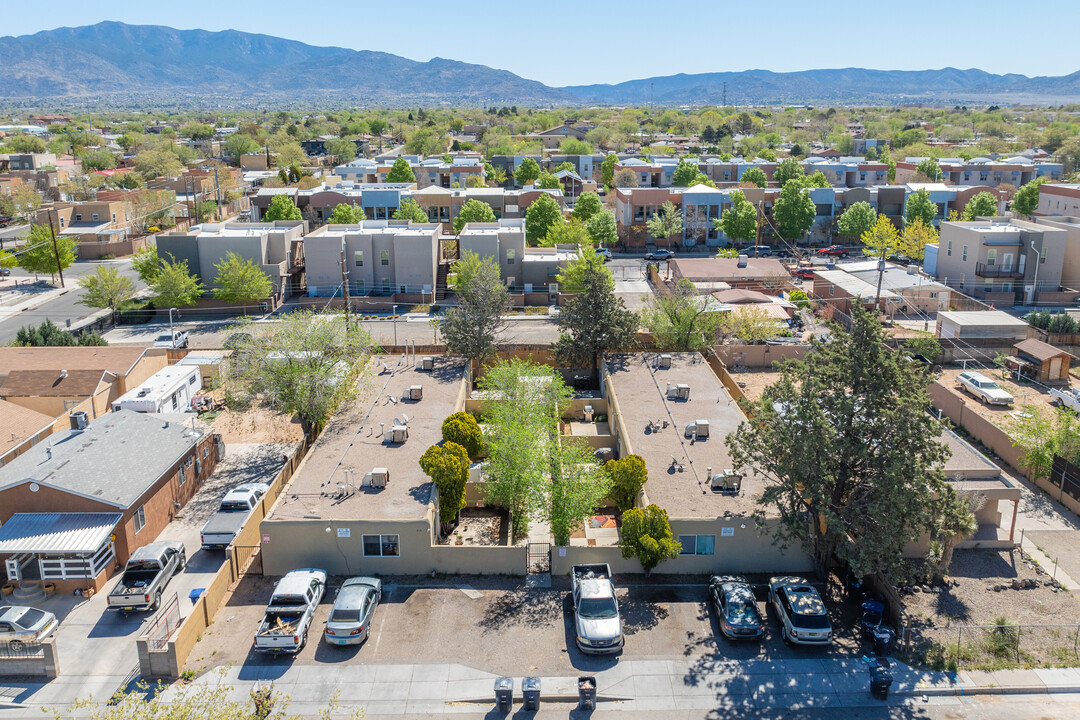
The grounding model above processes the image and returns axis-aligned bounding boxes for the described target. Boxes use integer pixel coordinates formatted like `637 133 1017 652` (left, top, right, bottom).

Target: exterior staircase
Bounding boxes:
9 582 46 605
436 262 450 302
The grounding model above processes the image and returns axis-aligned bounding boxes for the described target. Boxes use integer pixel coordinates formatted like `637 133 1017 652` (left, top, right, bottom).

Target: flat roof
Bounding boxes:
938 310 1029 327
267 355 468 522
603 352 759 518
112 365 200 405
0 513 122 554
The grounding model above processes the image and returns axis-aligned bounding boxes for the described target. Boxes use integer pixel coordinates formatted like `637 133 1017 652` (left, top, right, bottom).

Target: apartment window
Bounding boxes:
356 279 365 294
399 284 407 294
111 213 116 223
375 207 386 219
381 250 390 266
134 505 146 534
962 245 968 262
203 445 210 459
75 214 82 222
92 213 99 221
354 251 364 267
506 249 515 265
986 249 997 266
382 277 390 293
1001 282 1013 292
947 241 952 257
1040 248 1047 264
677 535 715 556
362 534 399 557
59 217 65 228
829 284 834 296
929 292 938 299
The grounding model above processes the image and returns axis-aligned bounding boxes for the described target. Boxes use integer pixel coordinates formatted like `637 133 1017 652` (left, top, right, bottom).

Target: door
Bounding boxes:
1003 253 1013 272
1050 357 1062 380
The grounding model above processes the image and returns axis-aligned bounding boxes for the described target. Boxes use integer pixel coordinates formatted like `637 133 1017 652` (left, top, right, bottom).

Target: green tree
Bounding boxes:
1010 405 1080 482
420 441 470 533
6 135 47 153
390 198 425 224
151 257 204 307
263 195 301 222
212 251 273 305
77 265 135 313
837 201 877 240
442 411 483 458
643 277 725 351
726 305 951 576
570 192 603 222
325 138 357 163
722 305 785 342
772 180 815 241
904 188 938 227
15 319 75 347
607 454 648 513
789 289 810 309
716 189 757 246
860 213 901 259
620 504 681 572
587 210 618 247
181 123 214 140
900 217 938 260
554 264 639 374
557 248 614 292
915 158 943 181
223 134 260 164
439 251 509 367
741 166 768 188
131 245 163 284
1011 177 1046 217
962 191 999 220
773 157 805 186
18 225 76 282
515 157 541 186
452 198 496 232
79 149 117 172
559 138 592 155
646 200 683 241
221 310 374 433
274 142 306 168
386 157 416 183
535 172 560 189
525 193 563 244
546 437 611 546
671 158 702 187
613 168 640 188
328 203 366 224
927 485 980 580
600 153 618 187
541 219 591 248
0 183 42 222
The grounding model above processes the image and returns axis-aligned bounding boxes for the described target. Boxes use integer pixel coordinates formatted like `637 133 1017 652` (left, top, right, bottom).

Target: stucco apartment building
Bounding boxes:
1036 184 1080 217
156 221 305 301
0 411 219 594
457 219 573 294
930 218 1069 305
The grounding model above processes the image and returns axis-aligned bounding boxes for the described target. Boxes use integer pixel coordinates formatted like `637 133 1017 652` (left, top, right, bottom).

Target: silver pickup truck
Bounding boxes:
200 483 269 550
254 569 326 654
571 563 624 654
107 541 186 612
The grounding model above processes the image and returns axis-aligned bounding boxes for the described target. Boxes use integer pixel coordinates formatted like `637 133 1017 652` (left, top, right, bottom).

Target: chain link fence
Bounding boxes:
903 622 1080 669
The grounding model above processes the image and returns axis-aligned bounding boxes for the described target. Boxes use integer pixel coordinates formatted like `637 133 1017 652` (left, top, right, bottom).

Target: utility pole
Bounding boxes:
46 214 65 288
340 247 351 332
754 201 763 258
214 165 222 208
874 242 888 306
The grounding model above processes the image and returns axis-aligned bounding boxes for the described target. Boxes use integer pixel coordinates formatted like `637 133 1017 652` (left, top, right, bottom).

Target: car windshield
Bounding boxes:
330 608 362 622
979 381 1001 390
156 334 173 342
794 612 831 629
727 598 757 620
15 608 45 628
578 597 618 619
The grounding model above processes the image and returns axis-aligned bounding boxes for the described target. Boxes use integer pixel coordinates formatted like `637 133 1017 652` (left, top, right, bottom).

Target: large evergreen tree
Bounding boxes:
554 264 638 374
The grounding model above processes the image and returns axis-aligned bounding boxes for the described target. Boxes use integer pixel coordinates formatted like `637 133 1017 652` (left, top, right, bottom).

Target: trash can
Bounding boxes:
494 676 513 712
578 676 597 711
872 626 895 656
870 665 893 699
522 676 541 711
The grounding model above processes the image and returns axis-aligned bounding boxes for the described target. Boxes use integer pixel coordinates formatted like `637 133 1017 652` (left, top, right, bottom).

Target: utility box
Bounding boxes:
384 426 408 444
658 354 672 368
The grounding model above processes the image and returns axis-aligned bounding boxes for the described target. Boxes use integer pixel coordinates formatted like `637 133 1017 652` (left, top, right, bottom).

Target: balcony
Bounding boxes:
975 262 1023 278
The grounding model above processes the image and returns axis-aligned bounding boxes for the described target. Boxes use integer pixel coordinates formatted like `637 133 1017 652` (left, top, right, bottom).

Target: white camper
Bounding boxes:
111 365 202 414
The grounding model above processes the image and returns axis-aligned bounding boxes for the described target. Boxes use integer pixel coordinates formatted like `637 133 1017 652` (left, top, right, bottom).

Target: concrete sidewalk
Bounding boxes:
5 657 1078 718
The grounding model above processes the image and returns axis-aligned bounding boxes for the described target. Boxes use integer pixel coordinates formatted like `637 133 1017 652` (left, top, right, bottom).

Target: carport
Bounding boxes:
0 513 122 594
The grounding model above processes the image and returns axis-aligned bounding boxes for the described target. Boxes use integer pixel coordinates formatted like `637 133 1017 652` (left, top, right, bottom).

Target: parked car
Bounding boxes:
791 266 815 280
0 605 59 647
106 541 186 612
324 577 382 646
595 247 612 262
200 483 270 550
709 576 764 640
768 576 832 645
154 330 189 349
571 563 623 654
957 371 1014 406
644 250 674 262
817 245 851 258
0 268 10 277
254 568 326 653
746 245 772 257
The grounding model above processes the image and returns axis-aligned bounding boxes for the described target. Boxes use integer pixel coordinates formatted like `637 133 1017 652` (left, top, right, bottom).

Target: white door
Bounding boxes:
1003 253 1014 271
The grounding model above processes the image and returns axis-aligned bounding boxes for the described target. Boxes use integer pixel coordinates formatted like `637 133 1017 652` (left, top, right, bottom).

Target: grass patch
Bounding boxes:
521 306 549 315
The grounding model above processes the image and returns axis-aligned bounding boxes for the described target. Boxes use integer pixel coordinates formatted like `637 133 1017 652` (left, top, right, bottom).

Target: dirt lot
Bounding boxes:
901 549 1080 669
728 370 781 402
939 367 1068 424
186 575 868 679
206 400 306 445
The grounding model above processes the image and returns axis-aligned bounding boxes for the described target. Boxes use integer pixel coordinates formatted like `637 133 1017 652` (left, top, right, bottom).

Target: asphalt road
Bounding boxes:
0 258 144 343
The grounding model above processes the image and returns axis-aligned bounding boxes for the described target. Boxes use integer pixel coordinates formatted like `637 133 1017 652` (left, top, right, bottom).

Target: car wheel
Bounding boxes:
9 640 23 650
178 554 186 572
298 632 308 652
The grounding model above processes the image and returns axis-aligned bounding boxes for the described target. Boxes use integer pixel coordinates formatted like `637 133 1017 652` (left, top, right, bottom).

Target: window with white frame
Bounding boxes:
362 534 399 557
354 251 364 267
134 505 146 533
381 250 390 266
962 245 968 262
677 535 715 555
986 249 997 266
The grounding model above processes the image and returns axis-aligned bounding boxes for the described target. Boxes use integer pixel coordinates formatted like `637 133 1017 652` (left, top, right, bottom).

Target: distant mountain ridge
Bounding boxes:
1 23 1079 106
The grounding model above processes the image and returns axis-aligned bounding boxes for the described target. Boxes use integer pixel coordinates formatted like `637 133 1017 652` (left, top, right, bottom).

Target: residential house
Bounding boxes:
524 124 589 149
0 400 58 468
1028 216 1080 289
457 219 572 294
838 260 951 315
936 310 1031 343
670 256 791 292
0 410 219 593
0 153 57 171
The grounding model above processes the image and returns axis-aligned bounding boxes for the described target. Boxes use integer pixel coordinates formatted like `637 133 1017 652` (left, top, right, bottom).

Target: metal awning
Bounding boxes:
0 513 122 554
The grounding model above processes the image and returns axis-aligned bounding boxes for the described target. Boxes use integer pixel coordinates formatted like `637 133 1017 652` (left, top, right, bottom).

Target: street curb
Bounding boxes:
900 683 1080 697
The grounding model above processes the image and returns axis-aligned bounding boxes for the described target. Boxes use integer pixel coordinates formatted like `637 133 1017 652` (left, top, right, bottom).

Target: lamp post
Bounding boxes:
392 304 398 345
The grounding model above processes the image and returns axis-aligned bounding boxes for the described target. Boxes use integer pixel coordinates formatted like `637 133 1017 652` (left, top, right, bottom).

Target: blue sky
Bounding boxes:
6 0 1079 87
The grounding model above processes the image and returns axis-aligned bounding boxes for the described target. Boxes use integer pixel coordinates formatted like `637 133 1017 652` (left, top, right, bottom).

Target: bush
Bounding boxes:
986 616 1019 659
441 411 483 458
607 454 648 512
620 504 681 572
419 441 470 529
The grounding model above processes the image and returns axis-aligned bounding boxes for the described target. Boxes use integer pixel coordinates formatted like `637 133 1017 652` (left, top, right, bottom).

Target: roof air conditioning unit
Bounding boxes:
676 383 691 400
658 354 672 368
685 419 709 439
405 385 423 401
737 254 748 268
666 383 678 399
365 467 389 488
69 411 89 431
385 425 408 444
419 356 435 371
710 470 742 494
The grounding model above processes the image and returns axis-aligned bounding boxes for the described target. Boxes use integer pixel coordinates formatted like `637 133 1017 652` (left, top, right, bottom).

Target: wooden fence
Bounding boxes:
137 436 311 678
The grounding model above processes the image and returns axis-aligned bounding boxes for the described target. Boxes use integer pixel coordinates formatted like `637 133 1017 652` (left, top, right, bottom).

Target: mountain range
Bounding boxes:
2 23 1079 107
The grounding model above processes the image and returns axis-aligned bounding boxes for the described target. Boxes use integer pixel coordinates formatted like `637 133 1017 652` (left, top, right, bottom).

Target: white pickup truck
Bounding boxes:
571 563 624 654
106 541 186 612
253 569 326 653
200 483 269 550
1050 386 1080 412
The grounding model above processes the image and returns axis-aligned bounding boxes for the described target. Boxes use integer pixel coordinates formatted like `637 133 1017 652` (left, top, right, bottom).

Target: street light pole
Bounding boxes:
169 307 178 336
393 304 398 345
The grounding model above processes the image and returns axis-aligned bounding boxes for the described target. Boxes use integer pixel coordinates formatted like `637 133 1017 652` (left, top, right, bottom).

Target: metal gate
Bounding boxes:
527 542 550 574
232 544 263 576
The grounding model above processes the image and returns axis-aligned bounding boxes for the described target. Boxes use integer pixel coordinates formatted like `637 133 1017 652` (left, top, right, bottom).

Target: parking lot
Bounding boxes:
188 574 866 680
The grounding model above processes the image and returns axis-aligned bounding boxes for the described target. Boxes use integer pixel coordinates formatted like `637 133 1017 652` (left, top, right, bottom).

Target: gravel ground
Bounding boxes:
901 549 1080 668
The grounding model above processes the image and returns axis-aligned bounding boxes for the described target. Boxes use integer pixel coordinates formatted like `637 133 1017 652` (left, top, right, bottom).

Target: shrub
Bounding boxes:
620 504 681 572
419 441 470 529
441 411 483 458
607 454 648 512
